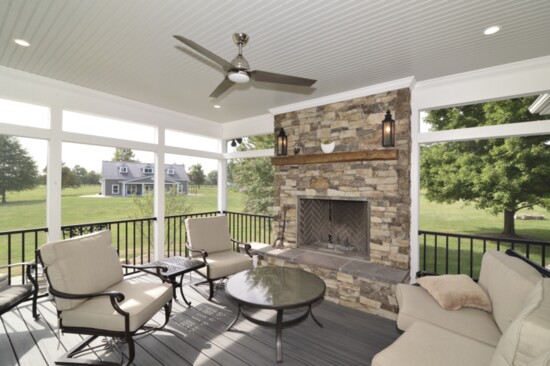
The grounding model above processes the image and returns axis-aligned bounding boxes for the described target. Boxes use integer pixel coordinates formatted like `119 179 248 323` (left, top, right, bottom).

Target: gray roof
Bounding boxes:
102 161 189 181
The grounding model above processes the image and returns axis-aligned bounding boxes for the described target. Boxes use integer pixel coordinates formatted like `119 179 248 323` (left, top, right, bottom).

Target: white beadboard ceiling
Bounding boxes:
1 0 550 123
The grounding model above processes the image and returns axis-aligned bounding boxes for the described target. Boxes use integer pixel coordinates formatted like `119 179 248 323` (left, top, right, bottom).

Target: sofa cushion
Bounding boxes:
417 274 492 312
478 251 543 333
490 279 550 366
372 321 495 366
40 230 123 310
396 283 502 346
0 273 7 287
0 284 33 312
185 215 232 254
61 278 172 332
197 250 253 279
527 349 550 366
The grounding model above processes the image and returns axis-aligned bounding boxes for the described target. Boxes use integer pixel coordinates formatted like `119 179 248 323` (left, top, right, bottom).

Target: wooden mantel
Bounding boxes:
271 148 398 166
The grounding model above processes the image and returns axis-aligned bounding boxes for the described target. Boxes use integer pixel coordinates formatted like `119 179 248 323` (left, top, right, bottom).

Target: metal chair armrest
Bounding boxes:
122 264 169 282
231 239 252 257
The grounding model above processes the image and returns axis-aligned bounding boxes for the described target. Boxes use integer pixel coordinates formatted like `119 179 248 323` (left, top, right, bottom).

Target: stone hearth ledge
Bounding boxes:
250 244 409 320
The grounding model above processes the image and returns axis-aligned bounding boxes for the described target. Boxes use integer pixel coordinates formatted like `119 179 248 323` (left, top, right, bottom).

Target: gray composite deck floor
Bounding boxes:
0 272 400 366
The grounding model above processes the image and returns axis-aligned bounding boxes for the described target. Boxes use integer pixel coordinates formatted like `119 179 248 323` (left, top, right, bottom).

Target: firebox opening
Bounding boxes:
297 196 370 259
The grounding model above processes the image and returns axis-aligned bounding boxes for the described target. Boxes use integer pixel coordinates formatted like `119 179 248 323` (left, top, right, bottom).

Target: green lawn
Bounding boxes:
0 185 245 230
1 186 548 277
420 191 550 276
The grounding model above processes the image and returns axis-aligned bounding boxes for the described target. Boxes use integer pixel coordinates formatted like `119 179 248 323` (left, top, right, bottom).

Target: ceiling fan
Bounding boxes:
173 33 317 98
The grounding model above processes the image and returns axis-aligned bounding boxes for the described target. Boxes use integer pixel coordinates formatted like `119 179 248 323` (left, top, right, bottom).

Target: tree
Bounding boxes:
112 148 138 162
421 96 550 236
0 136 39 204
62 165 81 188
131 186 192 218
206 170 218 185
231 135 275 215
73 165 88 184
188 164 206 188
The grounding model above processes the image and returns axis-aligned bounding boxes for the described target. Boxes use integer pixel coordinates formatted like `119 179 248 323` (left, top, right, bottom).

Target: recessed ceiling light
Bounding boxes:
14 39 30 47
213 104 221 109
483 26 500 36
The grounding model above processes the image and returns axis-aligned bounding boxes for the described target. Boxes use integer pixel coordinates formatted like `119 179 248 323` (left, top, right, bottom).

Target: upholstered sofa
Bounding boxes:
373 251 550 366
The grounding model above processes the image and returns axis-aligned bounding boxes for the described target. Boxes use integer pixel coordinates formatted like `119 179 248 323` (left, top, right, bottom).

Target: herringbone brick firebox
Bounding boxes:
298 196 370 258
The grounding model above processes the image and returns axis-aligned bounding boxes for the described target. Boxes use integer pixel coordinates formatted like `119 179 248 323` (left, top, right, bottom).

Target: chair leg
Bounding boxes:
123 335 135 366
32 289 39 319
208 280 214 300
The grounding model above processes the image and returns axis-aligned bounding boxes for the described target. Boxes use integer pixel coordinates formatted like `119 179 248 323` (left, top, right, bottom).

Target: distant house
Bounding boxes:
101 161 189 197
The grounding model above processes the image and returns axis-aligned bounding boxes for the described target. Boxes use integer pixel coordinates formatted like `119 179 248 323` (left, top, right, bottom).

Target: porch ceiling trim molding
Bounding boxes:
413 55 550 111
0 65 222 139
268 76 416 116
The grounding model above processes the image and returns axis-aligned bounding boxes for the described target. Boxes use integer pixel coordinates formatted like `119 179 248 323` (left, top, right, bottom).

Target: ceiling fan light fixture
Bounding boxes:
228 70 250 83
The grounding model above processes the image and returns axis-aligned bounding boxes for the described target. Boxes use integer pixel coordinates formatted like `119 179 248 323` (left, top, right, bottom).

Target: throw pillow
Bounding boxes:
417 274 492 312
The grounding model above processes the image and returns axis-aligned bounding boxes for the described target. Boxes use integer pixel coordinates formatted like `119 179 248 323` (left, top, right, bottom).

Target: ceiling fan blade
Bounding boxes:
251 70 316 87
173 35 233 72
210 78 235 98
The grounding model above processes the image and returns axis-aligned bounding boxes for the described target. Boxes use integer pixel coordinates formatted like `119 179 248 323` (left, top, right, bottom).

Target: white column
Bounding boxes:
153 127 166 260
409 97 421 283
217 139 227 213
46 107 63 241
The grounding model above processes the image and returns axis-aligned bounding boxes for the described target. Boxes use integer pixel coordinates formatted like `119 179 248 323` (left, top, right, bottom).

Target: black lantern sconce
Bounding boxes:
381 110 396 147
276 128 288 156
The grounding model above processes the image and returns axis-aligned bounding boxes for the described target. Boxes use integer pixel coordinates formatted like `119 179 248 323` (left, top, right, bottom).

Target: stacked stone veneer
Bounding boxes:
269 88 411 318
273 88 411 269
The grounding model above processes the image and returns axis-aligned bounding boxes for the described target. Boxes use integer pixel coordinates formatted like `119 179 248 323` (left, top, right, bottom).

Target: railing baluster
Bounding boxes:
445 235 449 274
434 234 438 273
470 238 474 278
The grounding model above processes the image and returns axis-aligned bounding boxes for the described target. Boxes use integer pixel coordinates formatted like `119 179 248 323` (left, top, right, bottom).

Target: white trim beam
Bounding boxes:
223 148 274 160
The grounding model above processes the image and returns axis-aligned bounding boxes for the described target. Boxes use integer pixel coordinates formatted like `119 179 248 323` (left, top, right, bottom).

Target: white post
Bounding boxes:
409 100 421 283
153 127 166 261
46 107 63 241
217 139 228 214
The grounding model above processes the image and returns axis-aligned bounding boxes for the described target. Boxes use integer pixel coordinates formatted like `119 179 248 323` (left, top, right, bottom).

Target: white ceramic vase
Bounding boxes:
321 141 335 153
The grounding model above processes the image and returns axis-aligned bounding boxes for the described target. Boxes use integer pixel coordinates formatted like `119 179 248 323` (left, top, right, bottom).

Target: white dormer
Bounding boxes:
119 165 128 174
143 165 153 174
167 167 175 175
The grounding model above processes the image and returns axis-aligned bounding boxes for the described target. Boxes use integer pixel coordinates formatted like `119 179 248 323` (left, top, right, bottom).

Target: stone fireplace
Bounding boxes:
272 88 411 270
297 196 370 258
257 88 411 319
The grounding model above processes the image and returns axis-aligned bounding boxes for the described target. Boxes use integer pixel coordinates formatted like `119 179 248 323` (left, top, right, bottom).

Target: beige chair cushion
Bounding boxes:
197 250 253 280
61 278 172 332
40 230 123 310
417 274 492 312
372 321 496 366
491 279 550 366
396 283 502 346
478 251 543 333
185 215 232 254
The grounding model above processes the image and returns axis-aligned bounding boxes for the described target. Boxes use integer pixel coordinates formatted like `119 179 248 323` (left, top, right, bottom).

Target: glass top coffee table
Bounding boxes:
225 266 326 363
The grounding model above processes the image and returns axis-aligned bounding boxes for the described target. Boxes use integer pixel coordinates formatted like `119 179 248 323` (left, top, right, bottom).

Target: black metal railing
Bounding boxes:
62 218 156 270
0 227 48 285
1 211 273 283
419 230 550 279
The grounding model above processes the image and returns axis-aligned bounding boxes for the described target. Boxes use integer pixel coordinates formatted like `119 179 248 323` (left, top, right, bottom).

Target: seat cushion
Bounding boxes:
478 251 543 333
491 279 550 366
197 250 253 280
397 283 502 346
372 321 496 366
40 230 123 310
185 215 232 254
61 278 172 332
0 284 33 313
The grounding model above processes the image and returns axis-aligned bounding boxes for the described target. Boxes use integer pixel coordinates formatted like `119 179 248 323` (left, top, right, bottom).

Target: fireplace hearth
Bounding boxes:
298 197 370 259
